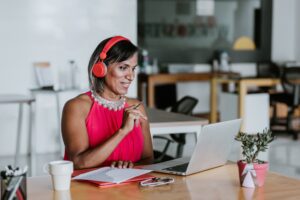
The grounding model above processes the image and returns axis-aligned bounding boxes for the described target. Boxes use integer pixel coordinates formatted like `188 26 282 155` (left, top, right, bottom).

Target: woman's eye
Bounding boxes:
119 66 127 70
132 66 137 71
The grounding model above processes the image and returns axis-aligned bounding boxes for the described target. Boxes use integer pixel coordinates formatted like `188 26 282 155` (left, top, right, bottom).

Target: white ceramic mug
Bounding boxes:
44 160 73 191
54 190 72 200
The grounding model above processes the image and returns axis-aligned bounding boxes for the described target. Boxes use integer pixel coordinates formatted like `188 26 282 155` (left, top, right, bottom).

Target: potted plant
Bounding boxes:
235 129 274 188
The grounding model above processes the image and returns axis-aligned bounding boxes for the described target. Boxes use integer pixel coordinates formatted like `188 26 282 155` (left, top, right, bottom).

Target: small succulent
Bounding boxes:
235 129 274 164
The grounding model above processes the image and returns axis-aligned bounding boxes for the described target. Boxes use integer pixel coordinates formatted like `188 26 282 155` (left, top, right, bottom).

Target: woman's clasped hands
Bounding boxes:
121 103 147 134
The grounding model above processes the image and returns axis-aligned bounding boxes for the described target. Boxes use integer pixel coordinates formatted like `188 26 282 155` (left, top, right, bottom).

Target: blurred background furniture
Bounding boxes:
256 61 282 92
0 94 35 174
147 107 206 137
210 76 280 126
33 62 54 90
256 62 281 79
270 66 300 140
138 72 238 108
153 96 198 163
30 89 63 156
147 107 207 163
30 88 82 157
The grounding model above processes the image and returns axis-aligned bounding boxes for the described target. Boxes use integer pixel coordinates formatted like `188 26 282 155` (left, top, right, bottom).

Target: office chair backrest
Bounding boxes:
281 67 300 106
256 62 281 78
170 96 198 115
153 96 199 162
170 96 198 145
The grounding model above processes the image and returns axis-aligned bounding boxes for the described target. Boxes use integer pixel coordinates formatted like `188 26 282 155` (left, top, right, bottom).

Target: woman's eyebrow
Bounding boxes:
122 63 138 68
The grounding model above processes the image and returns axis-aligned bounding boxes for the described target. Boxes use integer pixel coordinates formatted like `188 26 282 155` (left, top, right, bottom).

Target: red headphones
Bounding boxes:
92 36 129 78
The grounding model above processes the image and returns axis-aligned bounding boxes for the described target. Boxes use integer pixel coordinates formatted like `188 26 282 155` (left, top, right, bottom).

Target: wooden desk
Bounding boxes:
27 163 300 199
147 108 208 137
210 77 280 128
138 72 239 108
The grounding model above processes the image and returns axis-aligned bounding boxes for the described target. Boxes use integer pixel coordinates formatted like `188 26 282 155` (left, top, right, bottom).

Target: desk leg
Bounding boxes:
238 81 247 131
55 92 64 157
28 101 36 176
15 103 23 166
210 78 218 123
148 81 155 108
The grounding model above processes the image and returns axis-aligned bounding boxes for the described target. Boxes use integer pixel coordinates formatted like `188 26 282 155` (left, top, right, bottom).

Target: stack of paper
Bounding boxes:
72 167 153 187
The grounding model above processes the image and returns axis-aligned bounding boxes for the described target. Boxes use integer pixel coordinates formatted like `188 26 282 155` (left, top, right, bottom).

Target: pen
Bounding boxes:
133 102 142 109
8 176 23 200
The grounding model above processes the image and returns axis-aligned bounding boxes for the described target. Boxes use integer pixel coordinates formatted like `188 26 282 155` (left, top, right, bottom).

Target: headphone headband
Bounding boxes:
99 36 129 60
91 35 130 78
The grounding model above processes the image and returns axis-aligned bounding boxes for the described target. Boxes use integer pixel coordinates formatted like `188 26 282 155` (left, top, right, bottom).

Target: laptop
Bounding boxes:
143 119 242 175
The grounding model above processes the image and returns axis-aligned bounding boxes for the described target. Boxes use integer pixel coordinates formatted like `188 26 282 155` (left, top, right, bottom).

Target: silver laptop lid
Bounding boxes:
186 119 242 175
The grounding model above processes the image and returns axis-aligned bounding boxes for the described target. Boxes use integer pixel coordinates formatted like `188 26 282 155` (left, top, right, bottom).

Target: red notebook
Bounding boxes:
72 168 155 188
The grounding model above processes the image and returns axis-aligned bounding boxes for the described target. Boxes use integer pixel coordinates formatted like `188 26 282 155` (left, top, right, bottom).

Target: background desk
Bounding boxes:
138 72 239 108
30 89 82 156
27 163 300 199
0 94 35 175
210 77 280 128
147 108 208 137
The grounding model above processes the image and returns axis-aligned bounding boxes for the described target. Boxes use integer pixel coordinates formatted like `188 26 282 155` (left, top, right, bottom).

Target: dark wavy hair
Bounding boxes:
88 36 138 93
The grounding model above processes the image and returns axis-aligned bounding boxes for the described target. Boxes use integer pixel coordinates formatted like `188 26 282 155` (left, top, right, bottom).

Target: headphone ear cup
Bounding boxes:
92 62 107 78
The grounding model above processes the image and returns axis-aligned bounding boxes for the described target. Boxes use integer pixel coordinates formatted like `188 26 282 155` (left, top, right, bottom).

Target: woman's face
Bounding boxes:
103 52 138 98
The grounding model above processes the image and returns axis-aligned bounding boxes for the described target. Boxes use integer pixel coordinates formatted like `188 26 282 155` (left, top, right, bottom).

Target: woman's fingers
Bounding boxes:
117 161 123 168
122 161 129 168
125 102 142 111
111 161 134 168
128 162 134 168
111 161 116 168
135 120 140 127
124 103 147 121
129 112 141 127
121 103 148 132
127 109 147 121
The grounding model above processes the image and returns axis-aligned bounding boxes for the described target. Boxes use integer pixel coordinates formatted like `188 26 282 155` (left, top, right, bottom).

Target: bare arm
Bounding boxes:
126 99 154 165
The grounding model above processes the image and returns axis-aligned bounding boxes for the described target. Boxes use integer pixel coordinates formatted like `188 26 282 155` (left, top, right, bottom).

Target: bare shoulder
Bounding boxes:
63 93 92 117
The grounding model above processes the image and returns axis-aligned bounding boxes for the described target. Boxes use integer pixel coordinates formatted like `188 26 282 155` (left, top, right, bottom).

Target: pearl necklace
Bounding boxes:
91 90 125 111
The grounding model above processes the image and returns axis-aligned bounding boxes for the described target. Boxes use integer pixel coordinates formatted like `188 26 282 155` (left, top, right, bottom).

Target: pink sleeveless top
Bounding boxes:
64 91 144 166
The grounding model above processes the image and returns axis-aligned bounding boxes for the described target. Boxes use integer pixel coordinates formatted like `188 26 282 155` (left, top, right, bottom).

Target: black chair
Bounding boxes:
153 96 198 163
256 62 281 92
270 67 300 140
256 62 281 78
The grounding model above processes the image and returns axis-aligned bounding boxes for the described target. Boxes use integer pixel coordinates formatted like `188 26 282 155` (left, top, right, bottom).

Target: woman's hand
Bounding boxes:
121 103 147 134
111 161 134 168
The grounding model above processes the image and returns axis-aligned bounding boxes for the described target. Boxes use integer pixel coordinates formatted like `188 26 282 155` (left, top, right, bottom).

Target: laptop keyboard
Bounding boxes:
163 163 189 172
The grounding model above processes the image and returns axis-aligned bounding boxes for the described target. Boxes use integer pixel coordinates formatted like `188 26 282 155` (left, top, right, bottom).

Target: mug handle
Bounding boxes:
43 163 49 174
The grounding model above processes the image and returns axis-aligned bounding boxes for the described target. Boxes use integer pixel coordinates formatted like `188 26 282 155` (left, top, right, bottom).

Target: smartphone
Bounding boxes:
140 177 174 187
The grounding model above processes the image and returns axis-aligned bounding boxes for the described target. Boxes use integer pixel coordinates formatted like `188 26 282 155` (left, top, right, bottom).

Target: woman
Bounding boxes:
62 36 153 169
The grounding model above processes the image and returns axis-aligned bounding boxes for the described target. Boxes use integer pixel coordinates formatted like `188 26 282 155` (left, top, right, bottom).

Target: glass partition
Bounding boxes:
138 0 272 63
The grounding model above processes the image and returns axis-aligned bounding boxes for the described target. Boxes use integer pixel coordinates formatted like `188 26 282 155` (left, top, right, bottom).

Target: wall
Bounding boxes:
0 0 137 155
272 0 297 61
296 0 300 61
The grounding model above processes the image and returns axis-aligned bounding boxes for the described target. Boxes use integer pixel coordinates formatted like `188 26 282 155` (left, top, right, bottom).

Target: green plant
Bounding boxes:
235 129 274 164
